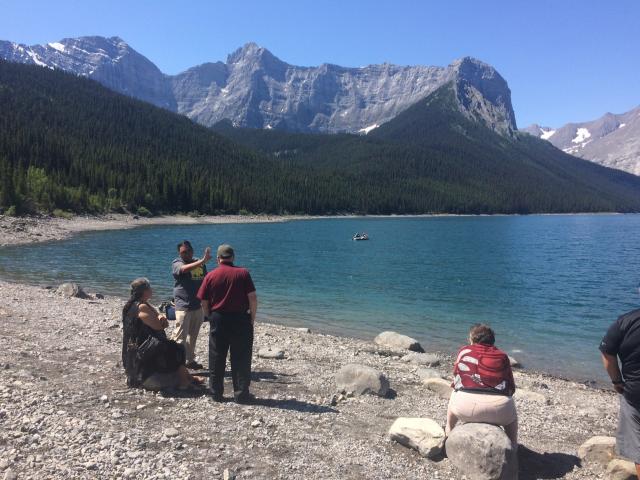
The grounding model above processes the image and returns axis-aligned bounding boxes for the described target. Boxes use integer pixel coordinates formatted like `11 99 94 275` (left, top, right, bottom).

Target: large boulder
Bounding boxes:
335 364 389 397
606 459 637 480
578 436 616 465
401 352 440 366
56 282 89 299
388 417 445 459
423 378 452 399
446 423 517 480
374 331 424 352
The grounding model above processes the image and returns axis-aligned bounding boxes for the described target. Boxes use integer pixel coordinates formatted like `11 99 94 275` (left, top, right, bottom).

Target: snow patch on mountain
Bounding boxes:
48 42 65 53
572 128 591 144
540 129 556 140
358 124 379 135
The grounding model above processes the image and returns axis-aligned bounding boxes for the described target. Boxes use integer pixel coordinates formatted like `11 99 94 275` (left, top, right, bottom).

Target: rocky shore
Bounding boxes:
0 278 627 479
0 214 311 248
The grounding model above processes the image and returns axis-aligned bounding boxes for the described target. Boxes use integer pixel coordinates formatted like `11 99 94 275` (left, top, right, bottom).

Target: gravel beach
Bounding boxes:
0 214 314 248
0 278 623 480
0 214 626 479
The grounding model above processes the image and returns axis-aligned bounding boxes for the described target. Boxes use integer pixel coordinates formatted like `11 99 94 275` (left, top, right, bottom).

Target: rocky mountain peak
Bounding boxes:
0 35 518 136
448 57 517 134
227 42 281 66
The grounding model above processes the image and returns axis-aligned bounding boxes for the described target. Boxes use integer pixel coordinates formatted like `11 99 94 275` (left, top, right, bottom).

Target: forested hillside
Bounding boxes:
2 60 640 216
215 84 640 214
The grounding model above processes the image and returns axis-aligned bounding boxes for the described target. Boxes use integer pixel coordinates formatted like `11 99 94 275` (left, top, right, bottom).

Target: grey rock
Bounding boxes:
423 378 452 399
257 347 286 359
578 436 616 465
401 352 440 366
374 331 424 352
416 368 445 381
446 423 517 480
163 427 179 438
388 417 445 458
0 37 517 137
223 469 237 480
3 470 17 480
335 364 389 397
606 458 637 480
56 282 89 299
508 356 521 368
295 327 311 333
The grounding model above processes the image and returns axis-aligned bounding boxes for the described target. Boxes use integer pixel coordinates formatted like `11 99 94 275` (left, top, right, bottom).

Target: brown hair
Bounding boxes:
469 324 495 346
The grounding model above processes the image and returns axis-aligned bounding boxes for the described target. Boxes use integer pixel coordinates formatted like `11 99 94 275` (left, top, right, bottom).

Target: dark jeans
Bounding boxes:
208 311 254 399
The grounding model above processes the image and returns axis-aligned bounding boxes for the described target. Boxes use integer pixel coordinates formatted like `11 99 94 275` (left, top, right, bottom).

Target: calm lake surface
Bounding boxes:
1 215 639 381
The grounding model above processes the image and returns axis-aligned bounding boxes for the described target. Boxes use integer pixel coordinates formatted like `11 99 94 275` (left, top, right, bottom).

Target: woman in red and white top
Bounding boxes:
446 324 518 446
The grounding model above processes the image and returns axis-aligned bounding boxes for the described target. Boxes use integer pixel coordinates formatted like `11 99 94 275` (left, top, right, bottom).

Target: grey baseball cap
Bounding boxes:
217 244 235 259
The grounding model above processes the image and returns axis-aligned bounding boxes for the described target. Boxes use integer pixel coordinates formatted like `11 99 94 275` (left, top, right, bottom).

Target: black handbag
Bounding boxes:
136 335 163 365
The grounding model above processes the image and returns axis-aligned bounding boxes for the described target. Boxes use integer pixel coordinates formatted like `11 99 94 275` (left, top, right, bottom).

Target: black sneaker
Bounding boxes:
234 393 256 405
209 391 224 403
185 361 205 370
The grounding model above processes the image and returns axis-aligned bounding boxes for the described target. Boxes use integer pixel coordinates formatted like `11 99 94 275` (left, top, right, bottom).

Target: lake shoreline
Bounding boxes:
0 212 625 387
0 211 628 247
0 279 621 478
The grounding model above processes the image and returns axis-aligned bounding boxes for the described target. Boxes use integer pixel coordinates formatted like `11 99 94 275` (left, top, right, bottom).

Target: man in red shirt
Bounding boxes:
197 244 257 403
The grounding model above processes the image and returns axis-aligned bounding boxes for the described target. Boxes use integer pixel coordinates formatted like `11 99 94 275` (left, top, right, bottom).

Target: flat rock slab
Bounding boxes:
257 347 286 359
335 363 389 397
389 417 445 458
423 377 452 399
374 331 424 352
446 423 517 480
578 436 616 465
402 352 440 367
606 459 638 480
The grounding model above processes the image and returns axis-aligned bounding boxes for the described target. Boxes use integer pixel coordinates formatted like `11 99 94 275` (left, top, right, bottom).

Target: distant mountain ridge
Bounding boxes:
522 106 640 175
0 36 517 135
3 60 640 217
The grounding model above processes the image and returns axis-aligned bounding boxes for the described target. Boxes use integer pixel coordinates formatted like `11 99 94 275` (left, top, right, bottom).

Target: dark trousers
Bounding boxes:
208 311 254 398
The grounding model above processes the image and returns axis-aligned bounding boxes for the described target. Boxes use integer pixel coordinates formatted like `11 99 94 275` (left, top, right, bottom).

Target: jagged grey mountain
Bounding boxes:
0 36 517 135
522 106 640 175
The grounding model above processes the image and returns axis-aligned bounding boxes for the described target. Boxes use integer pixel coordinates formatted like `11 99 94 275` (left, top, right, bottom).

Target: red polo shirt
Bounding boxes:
197 262 256 313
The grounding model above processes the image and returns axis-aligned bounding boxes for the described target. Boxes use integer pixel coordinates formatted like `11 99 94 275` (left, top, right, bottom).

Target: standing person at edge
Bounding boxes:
600 298 640 477
197 244 257 403
172 240 212 370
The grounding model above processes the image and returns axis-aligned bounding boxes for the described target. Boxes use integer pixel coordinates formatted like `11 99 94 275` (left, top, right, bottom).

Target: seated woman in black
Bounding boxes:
122 277 202 390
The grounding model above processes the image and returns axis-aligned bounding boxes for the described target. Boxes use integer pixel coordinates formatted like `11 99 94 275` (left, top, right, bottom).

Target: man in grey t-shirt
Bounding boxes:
171 240 212 370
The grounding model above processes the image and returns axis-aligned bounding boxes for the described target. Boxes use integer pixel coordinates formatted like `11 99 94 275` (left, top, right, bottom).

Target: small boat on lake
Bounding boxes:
353 232 369 241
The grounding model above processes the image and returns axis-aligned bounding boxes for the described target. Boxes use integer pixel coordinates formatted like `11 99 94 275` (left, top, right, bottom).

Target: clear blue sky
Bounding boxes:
1 0 638 127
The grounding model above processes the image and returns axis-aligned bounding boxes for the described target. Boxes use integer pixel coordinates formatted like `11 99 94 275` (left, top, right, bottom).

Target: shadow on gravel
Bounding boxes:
251 397 338 414
518 445 581 479
191 370 298 384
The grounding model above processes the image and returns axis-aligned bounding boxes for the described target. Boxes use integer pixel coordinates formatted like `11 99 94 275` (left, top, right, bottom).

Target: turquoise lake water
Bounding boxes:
1 215 639 381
